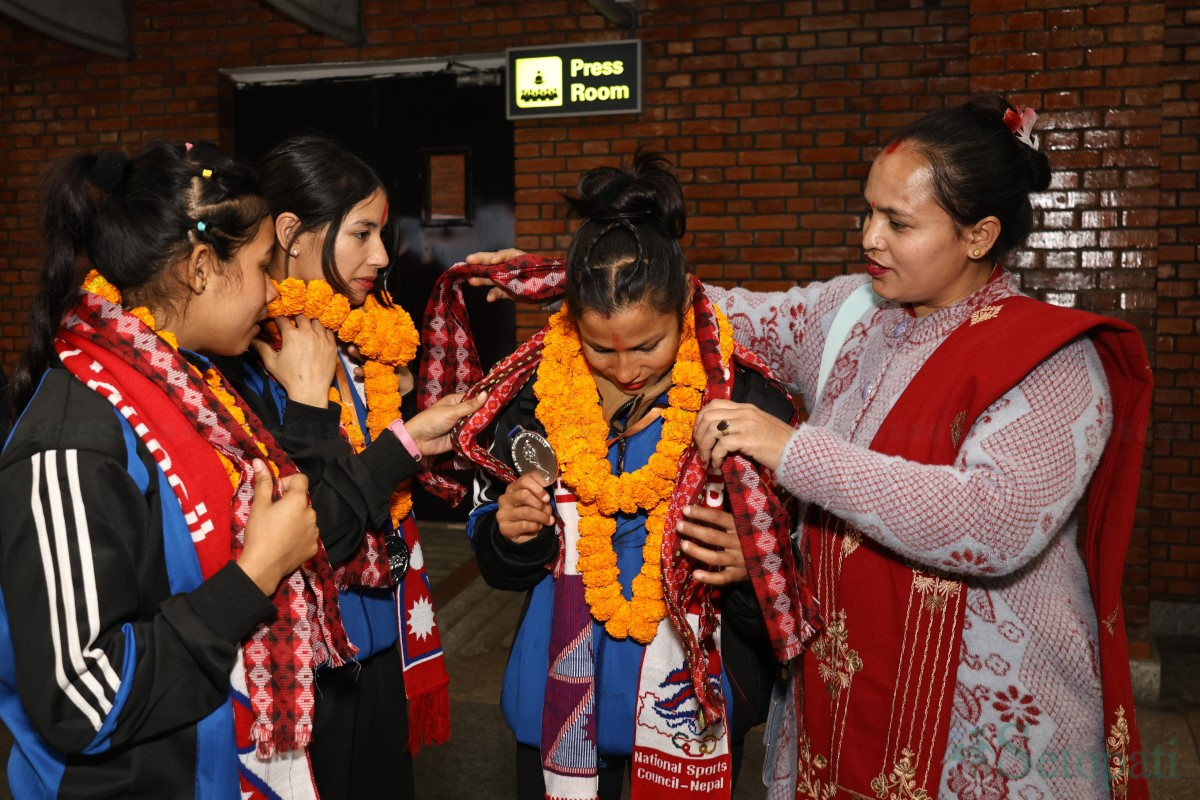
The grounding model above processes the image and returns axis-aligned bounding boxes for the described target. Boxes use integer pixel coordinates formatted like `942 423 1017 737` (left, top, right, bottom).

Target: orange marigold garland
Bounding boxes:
533 304 734 644
80 270 271 489
269 278 419 524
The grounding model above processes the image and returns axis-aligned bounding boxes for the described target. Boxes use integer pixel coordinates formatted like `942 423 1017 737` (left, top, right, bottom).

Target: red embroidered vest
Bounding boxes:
798 296 1151 800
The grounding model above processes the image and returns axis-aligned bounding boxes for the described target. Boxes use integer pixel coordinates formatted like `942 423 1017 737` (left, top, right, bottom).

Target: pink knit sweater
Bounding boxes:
707 272 1114 799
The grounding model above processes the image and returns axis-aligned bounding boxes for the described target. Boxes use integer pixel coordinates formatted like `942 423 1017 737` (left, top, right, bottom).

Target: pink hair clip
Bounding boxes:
1003 106 1039 151
184 142 193 152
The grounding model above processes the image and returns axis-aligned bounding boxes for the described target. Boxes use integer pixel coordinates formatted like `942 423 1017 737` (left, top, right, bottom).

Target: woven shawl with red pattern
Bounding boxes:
58 288 355 757
418 258 819 699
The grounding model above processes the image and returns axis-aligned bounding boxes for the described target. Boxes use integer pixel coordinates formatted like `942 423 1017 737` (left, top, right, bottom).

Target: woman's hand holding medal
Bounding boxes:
497 428 559 544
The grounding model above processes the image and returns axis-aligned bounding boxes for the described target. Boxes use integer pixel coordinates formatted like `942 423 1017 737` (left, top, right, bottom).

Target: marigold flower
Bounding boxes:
532 305 733 643
628 618 659 643
302 281 334 319
340 310 365 341
605 605 632 639
672 363 707 389
269 278 308 317
668 387 703 412
83 270 123 305
318 294 352 329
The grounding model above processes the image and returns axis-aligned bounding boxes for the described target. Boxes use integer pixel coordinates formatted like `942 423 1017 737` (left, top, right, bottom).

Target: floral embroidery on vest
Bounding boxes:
1107 705 1130 799
870 747 932 800
969 305 1003 326
841 525 863 557
1102 606 1119 637
796 732 832 800
913 572 962 612
812 610 863 694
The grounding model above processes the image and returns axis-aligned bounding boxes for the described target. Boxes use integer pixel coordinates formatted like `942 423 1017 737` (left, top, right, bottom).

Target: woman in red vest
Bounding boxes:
690 95 1152 800
465 94 1152 800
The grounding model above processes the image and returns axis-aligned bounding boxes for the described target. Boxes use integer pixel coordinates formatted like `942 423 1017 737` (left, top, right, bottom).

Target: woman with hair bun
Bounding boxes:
465 95 1151 800
422 150 815 799
0 141 347 798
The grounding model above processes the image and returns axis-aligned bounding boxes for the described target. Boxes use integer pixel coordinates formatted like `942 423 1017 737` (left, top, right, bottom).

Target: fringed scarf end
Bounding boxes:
405 682 452 754
252 721 314 760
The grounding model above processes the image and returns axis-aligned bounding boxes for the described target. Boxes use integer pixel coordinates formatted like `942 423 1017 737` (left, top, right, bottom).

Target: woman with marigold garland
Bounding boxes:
468 97 1153 800
211 134 484 800
0 141 344 798
432 151 814 800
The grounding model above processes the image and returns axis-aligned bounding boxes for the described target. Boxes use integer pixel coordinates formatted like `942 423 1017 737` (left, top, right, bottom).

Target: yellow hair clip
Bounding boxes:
201 168 213 179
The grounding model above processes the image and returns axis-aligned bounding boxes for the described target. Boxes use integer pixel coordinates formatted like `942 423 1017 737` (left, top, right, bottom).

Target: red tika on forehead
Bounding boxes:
885 137 905 155
381 199 389 226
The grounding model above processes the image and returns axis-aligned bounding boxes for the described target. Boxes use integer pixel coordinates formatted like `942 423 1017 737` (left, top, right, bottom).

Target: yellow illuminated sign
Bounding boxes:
508 41 641 120
514 56 563 109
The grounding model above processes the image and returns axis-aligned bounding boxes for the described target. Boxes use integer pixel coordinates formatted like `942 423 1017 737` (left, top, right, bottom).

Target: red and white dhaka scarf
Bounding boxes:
57 287 355 796
324 357 451 754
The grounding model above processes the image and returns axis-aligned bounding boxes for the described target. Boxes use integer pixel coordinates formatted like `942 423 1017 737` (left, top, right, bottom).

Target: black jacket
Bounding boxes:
0 367 275 798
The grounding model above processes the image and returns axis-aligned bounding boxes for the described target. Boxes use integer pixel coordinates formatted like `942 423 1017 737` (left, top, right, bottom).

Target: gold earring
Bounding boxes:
971 248 983 258
290 248 299 257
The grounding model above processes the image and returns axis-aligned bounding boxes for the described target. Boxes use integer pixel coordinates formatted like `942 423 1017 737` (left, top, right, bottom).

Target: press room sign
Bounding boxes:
507 40 642 120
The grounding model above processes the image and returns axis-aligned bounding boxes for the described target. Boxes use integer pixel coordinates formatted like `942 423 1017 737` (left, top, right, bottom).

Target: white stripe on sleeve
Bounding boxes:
65 449 123 693
30 451 110 731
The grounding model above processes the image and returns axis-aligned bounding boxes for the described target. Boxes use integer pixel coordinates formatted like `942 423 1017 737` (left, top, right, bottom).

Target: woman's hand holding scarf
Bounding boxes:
403 391 488 456
694 399 797 471
464 249 534 303
236 460 320 596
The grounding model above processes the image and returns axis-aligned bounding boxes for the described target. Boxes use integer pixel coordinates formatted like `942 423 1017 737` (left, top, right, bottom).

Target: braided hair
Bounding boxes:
564 149 689 318
10 141 269 414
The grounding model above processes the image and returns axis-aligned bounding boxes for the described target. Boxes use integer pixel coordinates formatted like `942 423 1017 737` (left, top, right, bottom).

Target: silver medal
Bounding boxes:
511 429 558 487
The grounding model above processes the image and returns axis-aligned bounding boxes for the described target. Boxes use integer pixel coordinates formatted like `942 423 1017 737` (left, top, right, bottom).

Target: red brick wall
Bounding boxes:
0 0 1196 624
1156 0 1200 601
965 0 1166 630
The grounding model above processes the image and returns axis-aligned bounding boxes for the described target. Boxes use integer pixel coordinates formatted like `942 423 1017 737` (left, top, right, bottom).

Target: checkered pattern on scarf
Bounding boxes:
723 344 820 661
659 287 817 723
61 290 354 757
417 255 565 504
423 258 817 718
